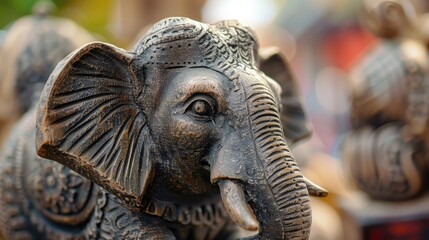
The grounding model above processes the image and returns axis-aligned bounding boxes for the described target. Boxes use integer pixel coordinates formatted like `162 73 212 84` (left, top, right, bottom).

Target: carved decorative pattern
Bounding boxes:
342 124 425 200
141 197 228 226
133 17 260 82
135 17 207 56
0 110 100 239
28 157 95 225
404 61 429 136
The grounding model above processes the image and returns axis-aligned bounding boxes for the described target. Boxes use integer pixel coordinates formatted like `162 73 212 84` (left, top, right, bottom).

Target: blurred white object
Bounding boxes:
202 0 276 27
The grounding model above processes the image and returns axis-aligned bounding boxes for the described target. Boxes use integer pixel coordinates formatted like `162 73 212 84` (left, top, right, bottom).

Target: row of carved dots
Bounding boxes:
146 42 204 66
153 43 193 53
145 60 204 65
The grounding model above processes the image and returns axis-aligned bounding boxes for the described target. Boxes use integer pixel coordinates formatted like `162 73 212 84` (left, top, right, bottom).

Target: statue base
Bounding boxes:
338 191 429 240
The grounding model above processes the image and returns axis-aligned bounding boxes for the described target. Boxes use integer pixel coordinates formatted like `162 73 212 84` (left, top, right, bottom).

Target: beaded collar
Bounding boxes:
141 196 229 226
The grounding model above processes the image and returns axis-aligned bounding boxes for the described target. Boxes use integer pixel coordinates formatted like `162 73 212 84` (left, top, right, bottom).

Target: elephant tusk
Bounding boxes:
218 180 259 231
303 177 328 197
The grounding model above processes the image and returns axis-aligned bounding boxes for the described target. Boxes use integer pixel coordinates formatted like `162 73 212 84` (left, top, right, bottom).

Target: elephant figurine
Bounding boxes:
342 0 429 200
0 7 94 147
0 17 327 239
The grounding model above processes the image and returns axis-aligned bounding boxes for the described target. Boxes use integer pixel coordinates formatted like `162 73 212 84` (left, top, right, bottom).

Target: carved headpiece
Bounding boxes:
133 17 260 80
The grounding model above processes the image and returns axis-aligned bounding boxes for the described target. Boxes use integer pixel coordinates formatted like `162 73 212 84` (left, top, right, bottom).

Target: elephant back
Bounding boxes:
0 109 102 239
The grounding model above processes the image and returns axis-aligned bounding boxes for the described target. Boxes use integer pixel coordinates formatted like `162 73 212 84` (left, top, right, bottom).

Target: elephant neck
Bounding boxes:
141 191 228 226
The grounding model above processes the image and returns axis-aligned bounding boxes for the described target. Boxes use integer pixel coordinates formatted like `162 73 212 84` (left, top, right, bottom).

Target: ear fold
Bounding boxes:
36 42 151 208
259 47 312 145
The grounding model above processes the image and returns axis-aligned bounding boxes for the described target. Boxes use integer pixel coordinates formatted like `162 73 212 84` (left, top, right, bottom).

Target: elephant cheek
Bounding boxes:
165 117 215 151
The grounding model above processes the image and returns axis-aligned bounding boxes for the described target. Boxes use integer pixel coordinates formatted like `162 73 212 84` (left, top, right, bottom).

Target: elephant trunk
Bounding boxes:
248 134 311 239
212 83 312 239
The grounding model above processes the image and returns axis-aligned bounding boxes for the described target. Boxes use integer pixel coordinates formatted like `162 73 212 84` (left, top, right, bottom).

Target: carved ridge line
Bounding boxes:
52 92 115 110
55 96 117 134
81 129 113 156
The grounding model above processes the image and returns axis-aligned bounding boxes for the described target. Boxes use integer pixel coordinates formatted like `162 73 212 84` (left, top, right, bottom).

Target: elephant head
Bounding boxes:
36 17 326 239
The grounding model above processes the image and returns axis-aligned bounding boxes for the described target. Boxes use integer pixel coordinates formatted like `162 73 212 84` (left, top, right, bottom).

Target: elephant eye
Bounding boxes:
193 100 212 115
185 96 217 122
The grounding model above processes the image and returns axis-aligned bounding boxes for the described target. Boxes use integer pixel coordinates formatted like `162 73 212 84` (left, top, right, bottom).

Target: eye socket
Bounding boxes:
185 96 217 122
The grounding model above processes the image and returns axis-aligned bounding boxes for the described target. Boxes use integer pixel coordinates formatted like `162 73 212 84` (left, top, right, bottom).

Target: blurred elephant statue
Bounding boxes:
342 0 429 200
0 8 96 239
0 7 94 147
1 17 327 239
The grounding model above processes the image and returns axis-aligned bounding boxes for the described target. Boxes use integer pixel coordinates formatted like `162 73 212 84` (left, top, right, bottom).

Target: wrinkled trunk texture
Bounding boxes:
246 83 311 240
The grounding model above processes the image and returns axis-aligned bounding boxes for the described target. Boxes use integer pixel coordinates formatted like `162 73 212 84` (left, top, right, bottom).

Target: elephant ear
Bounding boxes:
36 42 151 208
259 47 312 145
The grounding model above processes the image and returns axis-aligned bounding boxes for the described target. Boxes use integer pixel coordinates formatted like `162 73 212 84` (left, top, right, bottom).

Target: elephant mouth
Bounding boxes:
200 157 211 171
218 179 259 231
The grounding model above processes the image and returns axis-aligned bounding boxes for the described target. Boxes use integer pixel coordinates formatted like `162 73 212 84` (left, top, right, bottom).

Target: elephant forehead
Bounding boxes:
139 35 258 76
140 39 206 68
134 17 208 55
134 17 259 79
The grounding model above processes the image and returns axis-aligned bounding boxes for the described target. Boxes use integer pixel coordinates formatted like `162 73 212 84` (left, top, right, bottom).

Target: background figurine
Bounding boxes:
1 17 326 239
0 4 97 239
340 1 429 239
343 0 429 201
0 4 94 147
0 3 93 146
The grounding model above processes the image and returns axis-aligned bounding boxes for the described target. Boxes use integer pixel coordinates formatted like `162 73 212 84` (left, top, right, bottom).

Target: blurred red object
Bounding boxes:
322 27 378 71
